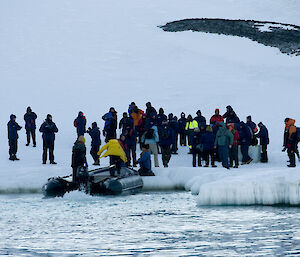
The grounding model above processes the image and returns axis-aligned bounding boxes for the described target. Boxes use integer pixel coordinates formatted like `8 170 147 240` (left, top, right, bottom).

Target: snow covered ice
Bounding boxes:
0 0 300 205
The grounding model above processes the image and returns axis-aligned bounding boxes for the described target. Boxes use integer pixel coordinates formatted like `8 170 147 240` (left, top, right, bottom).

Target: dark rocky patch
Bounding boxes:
160 18 300 56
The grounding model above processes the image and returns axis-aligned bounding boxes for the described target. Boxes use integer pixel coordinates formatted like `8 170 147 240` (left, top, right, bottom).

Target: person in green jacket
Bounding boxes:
214 122 233 169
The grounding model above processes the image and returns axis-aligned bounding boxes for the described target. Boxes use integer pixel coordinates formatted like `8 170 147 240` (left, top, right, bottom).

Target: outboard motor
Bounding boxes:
76 166 89 185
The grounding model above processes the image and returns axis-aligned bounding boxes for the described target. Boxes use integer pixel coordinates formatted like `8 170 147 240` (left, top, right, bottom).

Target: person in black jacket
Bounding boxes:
39 114 58 164
24 107 37 147
119 112 133 133
178 112 187 146
71 136 87 184
191 127 202 167
74 111 86 137
159 121 172 167
7 114 22 161
194 110 206 127
102 108 117 142
223 105 240 124
145 102 157 118
87 122 101 165
256 122 269 163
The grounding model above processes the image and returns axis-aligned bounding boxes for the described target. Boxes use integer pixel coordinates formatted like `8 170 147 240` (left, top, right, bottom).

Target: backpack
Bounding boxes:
145 128 154 139
160 127 169 140
297 127 300 142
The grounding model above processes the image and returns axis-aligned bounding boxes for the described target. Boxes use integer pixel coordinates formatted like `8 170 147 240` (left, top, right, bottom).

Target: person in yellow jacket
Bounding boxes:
97 139 127 171
185 114 199 147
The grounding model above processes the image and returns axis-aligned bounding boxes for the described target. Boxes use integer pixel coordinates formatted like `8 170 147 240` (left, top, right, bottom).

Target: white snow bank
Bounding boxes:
143 164 300 206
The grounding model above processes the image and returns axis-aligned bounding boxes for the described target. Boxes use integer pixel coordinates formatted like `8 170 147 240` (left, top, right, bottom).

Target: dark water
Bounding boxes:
0 192 300 256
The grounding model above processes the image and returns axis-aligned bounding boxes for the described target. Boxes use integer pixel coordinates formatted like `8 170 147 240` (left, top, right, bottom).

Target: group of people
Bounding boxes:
7 103 299 173
8 107 58 164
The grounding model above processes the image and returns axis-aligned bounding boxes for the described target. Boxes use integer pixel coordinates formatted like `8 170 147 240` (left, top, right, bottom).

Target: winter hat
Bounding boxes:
141 143 149 150
181 112 185 117
258 122 263 127
78 135 85 144
92 122 97 128
247 115 252 121
47 114 52 120
10 114 16 120
194 127 200 132
196 110 201 115
27 107 32 113
206 126 212 132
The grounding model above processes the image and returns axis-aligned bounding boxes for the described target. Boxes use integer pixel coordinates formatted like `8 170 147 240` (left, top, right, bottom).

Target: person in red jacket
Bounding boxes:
228 124 239 168
210 109 224 125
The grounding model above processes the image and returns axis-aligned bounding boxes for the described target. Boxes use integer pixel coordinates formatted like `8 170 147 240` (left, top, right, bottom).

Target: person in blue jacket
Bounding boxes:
87 122 101 165
7 114 22 161
74 111 87 137
178 112 187 146
237 121 253 165
137 144 154 176
256 122 269 163
39 114 58 164
201 126 217 167
24 107 37 147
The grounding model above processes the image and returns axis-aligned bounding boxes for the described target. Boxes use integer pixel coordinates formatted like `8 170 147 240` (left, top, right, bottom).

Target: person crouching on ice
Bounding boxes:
71 136 87 184
97 139 127 175
137 144 155 176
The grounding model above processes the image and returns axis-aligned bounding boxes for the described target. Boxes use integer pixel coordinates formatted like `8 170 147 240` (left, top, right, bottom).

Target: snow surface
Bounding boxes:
0 0 300 205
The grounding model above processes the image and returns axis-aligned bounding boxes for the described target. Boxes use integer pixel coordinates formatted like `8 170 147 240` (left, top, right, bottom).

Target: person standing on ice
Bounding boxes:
159 121 172 168
201 126 217 167
185 114 198 150
214 122 233 169
71 136 87 184
283 118 298 167
228 124 239 168
74 111 86 138
246 116 258 146
194 110 206 127
145 102 157 118
156 108 168 128
256 122 269 163
223 105 240 124
124 125 137 167
178 112 187 146
210 109 224 125
142 115 160 167
102 107 117 142
168 113 179 154
7 114 22 161
191 127 203 167
87 122 101 166
24 107 37 147
39 114 58 164
119 112 133 134
238 122 253 165
137 144 155 176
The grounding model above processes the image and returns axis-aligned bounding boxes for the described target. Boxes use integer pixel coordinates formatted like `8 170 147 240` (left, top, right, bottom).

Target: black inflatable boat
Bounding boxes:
42 165 144 198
